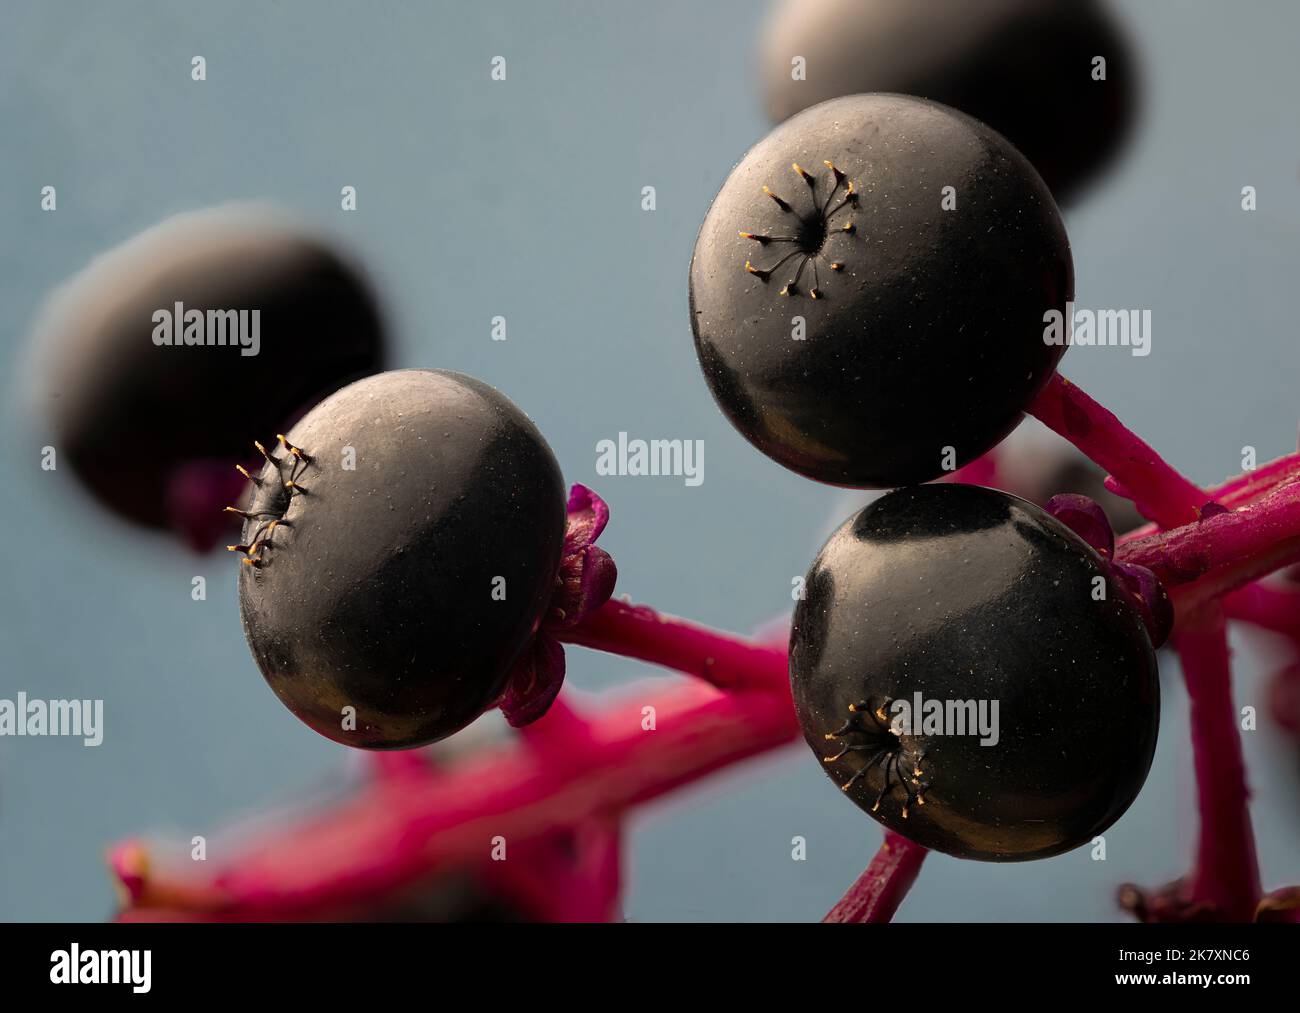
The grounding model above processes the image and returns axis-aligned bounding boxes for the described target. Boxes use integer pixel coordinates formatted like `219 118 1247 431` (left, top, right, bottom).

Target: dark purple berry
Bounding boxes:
690 94 1072 488
28 206 386 544
790 483 1159 861
760 0 1137 202
236 369 566 749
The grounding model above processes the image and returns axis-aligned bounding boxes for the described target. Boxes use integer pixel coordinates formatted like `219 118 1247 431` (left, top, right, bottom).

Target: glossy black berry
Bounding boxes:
790 484 1159 861
29 206 386 538
760 0 1137 202
236 369 566 749
690 94 1073 488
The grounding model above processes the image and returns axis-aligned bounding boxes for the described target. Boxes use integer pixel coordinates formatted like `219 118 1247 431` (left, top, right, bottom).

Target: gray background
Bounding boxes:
2 0 1298 921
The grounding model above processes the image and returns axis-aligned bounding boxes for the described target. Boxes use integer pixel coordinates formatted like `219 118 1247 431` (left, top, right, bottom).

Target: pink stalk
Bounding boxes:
1118 482 1300 615
1118 450 1300 550
942 450 999 487
1029 372 1264 919
1222 583 1300 638
823 832 928 923
557 598 790 691
1199 450 1300 509
112 677 800 920
369 750 435 782
1027 373 1206 526
1173 607 1262 921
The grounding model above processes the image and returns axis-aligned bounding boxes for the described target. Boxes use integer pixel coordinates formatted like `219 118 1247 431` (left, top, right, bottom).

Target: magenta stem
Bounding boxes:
557 598 790 692
944 450 999 487
1118 481 1300 615
112 679 800 919
1117 450 1300 550
1027 373 1206 526
1173 606 1262 920
823 832 928 923
1222 583 1300 638
1030 371 1266 920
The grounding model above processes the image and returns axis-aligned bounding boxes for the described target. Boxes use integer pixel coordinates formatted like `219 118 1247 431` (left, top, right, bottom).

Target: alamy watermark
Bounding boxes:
50 944 150 992
0 692 103 746
595 432 704 487
1043 301 1151 357
151 302 260 356
888 692 999 746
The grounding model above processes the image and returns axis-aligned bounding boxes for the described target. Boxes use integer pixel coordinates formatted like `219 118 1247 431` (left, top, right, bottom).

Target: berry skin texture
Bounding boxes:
790 484 1159 861
690 94 1073 488
759 0 1137 203
237 369 567 750
28 206 385 536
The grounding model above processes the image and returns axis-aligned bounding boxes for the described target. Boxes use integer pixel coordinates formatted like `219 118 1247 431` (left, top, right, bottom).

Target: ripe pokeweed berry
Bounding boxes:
235 369 567 749
759 0 1137 202
27 205 386 547
790 483 1159 861
690 94 1073 488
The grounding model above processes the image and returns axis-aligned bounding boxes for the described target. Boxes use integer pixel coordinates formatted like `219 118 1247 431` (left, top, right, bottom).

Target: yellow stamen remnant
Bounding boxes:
278 434 308 460
762 186 792 212
742 162 857 298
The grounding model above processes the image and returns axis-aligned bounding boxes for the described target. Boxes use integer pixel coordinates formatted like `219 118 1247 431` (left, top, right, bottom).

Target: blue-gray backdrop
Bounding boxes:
2 0 1298 921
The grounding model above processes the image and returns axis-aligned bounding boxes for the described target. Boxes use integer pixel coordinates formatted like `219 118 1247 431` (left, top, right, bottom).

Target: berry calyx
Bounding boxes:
498 484 618 728
739 161 858 299
1045 493 1173 648
790 483 1160 861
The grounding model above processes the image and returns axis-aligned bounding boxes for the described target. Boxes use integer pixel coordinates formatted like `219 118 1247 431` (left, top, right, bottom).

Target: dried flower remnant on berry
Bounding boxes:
823 699 930 820
1045 493 1173 648
740 161 857 299
499 485 618 727
225 435 311 568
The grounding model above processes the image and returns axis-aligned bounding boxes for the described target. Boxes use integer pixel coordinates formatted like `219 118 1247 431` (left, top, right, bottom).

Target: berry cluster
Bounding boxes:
24 2 1299 924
